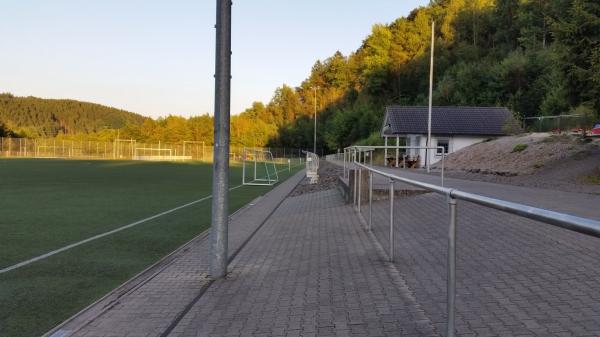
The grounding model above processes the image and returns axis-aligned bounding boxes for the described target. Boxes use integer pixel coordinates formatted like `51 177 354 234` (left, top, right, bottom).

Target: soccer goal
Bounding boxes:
242 148 279 186
133 147 173 161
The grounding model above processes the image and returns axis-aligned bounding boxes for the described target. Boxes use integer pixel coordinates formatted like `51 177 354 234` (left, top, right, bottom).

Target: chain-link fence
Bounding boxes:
522 114 597 133
0 137 311 163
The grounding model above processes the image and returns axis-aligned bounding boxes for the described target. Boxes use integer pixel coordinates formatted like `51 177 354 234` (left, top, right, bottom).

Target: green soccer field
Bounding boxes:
0 158 302 337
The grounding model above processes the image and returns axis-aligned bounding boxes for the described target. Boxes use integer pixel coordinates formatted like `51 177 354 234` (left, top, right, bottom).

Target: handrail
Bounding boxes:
450 189 600 237
354 161 600 238
342 145 446 186
352 160 600 337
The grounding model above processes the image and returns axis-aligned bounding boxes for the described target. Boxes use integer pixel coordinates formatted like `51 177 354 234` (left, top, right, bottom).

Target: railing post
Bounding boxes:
343 148 347 178
353 168 358 206
441 149 445 187
358 168 362 213
384 137 388 166
395 136 399 168
447 196 457 337
389 179 394 262
346 149 350 179
344 149 350 179
369 171 373 231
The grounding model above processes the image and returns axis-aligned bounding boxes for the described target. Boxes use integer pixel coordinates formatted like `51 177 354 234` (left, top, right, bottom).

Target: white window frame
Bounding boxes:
436 138 450 156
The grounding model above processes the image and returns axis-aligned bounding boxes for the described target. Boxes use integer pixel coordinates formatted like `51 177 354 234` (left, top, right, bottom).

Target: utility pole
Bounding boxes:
209 0 232 279
313 86 319 154
426 21 435 173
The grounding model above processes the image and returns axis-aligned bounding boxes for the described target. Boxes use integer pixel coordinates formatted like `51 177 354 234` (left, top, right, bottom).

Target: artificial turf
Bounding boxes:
0 158 302 337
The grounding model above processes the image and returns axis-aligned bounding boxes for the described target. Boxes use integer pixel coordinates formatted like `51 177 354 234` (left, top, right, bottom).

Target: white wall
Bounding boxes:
408 134 488 167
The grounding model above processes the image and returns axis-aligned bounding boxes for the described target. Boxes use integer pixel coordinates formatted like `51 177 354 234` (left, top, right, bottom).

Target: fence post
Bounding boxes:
441 149 445 187
253 149 257 180
389 179 394 262
395 136 399 167
447 196 457 337
384 137 388 166
353 168 357 206
358 168 362 213
343 148 347 179
369 171 373 231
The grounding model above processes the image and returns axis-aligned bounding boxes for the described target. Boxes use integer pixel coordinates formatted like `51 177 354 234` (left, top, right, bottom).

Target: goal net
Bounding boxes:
133 147 173 161
242 148 279 186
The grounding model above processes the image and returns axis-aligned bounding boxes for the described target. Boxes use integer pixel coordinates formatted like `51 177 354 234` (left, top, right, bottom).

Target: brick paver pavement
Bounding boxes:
52 171 306 337
365 192 600 336
168 189 438 337
54 160 600 337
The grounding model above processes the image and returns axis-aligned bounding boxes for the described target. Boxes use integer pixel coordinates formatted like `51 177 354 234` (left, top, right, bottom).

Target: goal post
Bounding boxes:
133 147 173 161
242 148 279 186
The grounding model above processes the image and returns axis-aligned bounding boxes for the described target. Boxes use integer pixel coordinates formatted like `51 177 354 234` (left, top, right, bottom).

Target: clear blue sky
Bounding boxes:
0 0 429 118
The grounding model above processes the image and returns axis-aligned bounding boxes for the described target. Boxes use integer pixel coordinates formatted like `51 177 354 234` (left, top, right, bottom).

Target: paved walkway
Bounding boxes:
169 189 437 337
365 192 600 336
51 161 600 337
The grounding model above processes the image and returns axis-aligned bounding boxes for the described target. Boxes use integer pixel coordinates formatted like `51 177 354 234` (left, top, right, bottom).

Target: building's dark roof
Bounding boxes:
382 106 510 136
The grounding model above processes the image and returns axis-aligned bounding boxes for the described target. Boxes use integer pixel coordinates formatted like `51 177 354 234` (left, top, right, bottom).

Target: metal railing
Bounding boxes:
351 161 600 337
341 145 446 186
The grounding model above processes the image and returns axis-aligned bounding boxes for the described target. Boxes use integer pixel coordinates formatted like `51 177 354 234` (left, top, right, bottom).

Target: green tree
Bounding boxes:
552 0 600 111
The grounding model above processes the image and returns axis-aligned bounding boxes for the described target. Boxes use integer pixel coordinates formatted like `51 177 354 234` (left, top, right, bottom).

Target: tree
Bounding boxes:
552 0 600 112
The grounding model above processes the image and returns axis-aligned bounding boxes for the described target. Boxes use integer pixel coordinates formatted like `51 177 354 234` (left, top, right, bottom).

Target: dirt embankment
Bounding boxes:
434 133 600 194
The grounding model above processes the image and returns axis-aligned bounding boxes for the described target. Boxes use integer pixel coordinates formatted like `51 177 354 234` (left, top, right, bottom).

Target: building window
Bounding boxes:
437 139 449 155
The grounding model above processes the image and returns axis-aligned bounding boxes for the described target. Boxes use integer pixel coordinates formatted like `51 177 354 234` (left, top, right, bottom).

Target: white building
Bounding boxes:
381 106 511 167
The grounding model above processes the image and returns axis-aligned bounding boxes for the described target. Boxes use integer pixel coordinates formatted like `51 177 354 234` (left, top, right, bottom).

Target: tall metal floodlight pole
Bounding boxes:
313 86 318 154
209 0 232 279
426 21 435 173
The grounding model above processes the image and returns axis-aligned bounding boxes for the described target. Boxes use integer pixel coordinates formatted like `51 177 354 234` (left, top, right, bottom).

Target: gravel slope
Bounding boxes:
289 161 342 196
433 133 600 194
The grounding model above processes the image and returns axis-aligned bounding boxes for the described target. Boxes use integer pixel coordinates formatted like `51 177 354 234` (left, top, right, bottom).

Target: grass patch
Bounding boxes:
512 144 528 153
583 169 600 185
0 158 302 337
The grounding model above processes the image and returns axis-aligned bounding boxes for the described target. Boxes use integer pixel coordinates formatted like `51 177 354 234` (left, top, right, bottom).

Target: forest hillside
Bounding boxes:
250 0 600 151
0 93 147 138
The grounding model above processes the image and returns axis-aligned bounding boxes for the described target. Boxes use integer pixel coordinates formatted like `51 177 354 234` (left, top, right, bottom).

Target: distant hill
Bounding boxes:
0 93 148 137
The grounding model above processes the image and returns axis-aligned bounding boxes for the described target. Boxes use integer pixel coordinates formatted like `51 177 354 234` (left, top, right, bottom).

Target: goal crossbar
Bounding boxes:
133 147 174 161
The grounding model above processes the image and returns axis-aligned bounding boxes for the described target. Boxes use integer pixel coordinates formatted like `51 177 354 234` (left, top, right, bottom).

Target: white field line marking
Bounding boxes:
0 165 301 274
